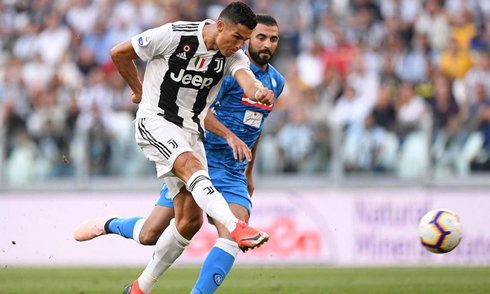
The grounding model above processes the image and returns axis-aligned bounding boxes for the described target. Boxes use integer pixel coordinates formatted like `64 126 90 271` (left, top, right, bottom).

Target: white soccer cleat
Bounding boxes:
73 215 121 242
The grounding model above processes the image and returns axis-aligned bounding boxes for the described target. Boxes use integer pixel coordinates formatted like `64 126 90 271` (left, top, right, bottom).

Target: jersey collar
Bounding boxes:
199 19 217 53
250 60 268 75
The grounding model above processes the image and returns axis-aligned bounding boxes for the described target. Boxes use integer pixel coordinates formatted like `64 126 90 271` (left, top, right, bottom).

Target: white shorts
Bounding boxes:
134 117 207 198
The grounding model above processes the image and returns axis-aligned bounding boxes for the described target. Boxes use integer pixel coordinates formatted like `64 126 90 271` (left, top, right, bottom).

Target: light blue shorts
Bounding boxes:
156 167 252 215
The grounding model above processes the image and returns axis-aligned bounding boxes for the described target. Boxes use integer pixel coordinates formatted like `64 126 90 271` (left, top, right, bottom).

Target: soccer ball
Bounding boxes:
418 209 462 254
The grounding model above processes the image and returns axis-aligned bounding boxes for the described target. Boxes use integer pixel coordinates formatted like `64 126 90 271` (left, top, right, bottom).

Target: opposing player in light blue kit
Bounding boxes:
74 14 283 294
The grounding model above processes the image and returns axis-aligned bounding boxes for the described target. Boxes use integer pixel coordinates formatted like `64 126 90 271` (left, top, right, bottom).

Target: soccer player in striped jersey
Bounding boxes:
74 13 283 294
76 2 272 293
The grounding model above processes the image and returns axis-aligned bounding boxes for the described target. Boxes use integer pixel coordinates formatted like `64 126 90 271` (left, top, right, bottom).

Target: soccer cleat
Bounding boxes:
123 280 149 294
231 220 269 250
73 215 121 241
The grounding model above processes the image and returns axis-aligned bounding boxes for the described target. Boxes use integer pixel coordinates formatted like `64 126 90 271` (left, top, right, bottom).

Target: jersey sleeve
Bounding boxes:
277 76 285 98
131 23 173 61
224 50 251 77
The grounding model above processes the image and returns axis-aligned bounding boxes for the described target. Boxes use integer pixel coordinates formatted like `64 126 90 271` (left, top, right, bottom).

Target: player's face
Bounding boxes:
216 20 253 57
247 24 279 66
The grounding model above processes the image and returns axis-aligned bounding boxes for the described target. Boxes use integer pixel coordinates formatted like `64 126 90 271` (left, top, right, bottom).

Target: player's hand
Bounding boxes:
255 88 274 106
131 92 142 104
226 134 252 163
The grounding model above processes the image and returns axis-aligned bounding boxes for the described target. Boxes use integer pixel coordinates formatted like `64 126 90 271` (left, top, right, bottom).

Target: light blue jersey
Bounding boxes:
205 61 285 173
158 60 285 214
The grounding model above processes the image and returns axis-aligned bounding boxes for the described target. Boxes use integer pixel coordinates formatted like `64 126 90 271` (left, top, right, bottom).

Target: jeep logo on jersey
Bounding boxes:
170 69 214 89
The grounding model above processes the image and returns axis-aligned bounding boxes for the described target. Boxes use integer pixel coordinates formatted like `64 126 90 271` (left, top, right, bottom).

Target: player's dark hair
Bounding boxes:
218 2 257 30
255 13 278 27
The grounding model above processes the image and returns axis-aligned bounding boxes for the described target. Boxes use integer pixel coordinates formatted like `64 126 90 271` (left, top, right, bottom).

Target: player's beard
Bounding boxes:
248 42 273 66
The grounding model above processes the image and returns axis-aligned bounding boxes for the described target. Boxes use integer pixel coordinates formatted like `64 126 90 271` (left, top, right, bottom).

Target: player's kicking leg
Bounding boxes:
172 152 269 249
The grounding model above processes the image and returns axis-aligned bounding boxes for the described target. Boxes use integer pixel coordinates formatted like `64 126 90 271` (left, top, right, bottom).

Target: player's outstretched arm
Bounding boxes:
234 68 275 106
110 40 143 104
204 109 251 162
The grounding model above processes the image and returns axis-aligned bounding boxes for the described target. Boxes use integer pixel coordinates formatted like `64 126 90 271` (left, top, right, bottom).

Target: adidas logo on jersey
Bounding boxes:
176 52 187 60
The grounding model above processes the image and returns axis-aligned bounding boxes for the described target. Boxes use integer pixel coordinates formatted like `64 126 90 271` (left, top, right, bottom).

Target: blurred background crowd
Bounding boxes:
1 0 490 185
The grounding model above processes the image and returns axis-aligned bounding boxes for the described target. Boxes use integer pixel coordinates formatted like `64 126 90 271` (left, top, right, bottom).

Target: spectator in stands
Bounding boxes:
342 85 399 172
1 59 31 148
65 0 98 36
13 23 40 61
5 129 41 183
429 75 464 175
276 104 314 173
322 26 358 78
467 84 490 155
297 39 325 90
346 7 385 49
470 20 490 52
451 10 477 50
395 34 429 84
440 38 473 80
26 89 73 177
37 12 72 66
82 21 113 67
380 0 420 39
334 84 369 128
315 13 337 49
21 53 55 92
351 0 383 22
379 54 400 96
396 82 429 138
465 51 490 103
347 52 379 112
415 0 451 52
395 82 431 178
447 83 490 175
429 75 460 131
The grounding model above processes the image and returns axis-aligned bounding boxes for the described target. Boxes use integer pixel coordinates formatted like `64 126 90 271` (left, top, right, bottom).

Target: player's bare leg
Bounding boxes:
138 206 175 245
172 188 204 240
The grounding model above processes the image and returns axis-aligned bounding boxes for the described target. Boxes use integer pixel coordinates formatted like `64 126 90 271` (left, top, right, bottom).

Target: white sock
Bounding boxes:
215 238 240 258
137 219 190 293
133 218 146 244
186 170 238 232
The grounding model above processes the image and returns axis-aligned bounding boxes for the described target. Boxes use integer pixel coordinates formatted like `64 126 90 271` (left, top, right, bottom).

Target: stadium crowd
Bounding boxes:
1 0 490 183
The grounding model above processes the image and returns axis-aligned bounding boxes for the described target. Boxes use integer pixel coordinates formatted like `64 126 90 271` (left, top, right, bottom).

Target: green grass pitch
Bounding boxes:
1 266 490 293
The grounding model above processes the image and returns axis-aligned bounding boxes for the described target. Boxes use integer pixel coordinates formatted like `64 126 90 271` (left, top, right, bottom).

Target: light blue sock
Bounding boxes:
106 217 144 240
191 238 240 294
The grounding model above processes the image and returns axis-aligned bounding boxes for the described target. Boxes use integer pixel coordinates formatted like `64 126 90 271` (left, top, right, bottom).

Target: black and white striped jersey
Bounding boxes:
131 19 250 136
